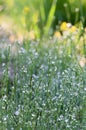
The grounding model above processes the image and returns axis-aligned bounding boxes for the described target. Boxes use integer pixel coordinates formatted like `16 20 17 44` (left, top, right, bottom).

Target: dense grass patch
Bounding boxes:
0 0 86 129
0 38 86 130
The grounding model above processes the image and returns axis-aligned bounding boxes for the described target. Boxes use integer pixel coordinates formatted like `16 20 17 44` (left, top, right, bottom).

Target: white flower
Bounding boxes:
14 110 20 116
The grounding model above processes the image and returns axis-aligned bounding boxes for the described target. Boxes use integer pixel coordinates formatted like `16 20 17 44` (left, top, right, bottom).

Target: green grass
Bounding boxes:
0 37 86 130
0 1 86 129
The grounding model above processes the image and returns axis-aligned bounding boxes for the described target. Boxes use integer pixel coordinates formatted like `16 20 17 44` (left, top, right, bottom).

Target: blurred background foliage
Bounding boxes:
0 0 86 38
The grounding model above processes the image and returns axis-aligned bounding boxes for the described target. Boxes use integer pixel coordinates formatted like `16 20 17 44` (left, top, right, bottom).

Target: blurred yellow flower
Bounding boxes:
24 6 30 13
70 26 77 33
32 12 38 23
60 22 68 31
54 31 61 38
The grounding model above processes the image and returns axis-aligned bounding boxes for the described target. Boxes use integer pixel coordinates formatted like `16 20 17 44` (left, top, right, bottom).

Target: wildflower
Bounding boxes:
60 22 68 31
67 23 72 28
32 12 38 23
24 6 30 13
54 31 61 38
70 26 77 33
14 110 20 116
2 95 7 102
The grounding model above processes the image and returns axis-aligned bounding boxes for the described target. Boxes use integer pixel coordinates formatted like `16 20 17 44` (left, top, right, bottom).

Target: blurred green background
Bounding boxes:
0 0 86 38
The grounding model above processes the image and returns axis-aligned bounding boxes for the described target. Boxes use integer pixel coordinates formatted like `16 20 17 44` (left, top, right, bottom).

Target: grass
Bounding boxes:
0 35 86 129
0 1 86 130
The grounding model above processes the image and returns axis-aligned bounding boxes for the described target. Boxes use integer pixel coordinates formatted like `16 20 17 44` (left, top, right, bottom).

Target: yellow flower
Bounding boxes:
24 6 30 13
70 26 77 33
60 22 68 31
54 31 61 38
32 12 38 23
